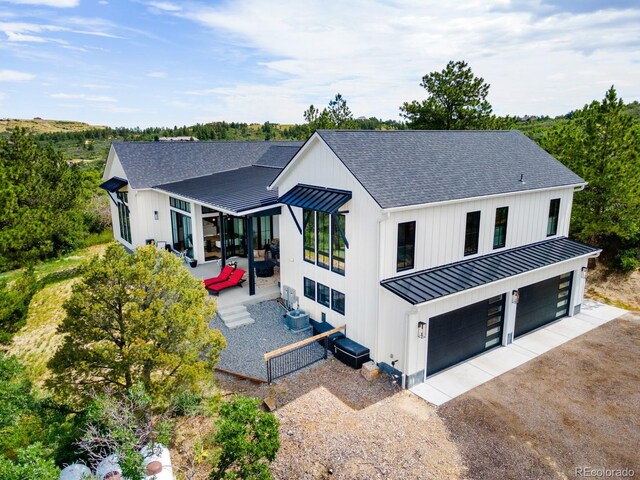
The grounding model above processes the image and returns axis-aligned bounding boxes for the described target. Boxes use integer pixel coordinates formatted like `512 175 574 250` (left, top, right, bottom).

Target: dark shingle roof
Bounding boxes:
154 166 280 214
112 141 302 189
381 237 599 305
316 130 585 209
254 145 303 168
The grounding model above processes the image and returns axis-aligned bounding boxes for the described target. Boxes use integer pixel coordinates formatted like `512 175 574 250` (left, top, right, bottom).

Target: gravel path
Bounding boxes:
210 300 322 380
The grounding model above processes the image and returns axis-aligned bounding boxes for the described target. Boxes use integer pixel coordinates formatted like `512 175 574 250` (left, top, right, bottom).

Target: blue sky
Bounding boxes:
0 0 638 128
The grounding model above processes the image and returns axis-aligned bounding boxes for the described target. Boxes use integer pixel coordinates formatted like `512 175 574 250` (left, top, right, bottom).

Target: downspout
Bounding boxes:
402 306 418 389
375 212 390 374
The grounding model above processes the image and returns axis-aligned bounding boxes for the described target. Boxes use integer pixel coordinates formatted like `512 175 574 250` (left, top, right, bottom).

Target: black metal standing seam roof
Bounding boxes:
99 176 128 192
279 184 352 214
111 141 302 190
154 166 280 214
316 130 586 209
381 237 600 305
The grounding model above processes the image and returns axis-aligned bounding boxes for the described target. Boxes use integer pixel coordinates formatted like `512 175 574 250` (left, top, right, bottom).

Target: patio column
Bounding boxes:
219 211 226 267
247 215 255 296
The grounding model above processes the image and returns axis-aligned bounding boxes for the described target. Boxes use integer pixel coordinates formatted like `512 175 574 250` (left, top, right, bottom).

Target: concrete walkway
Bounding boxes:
410 300 627 406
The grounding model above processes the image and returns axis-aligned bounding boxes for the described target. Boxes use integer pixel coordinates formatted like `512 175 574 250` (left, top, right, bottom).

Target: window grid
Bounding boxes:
303 277 316 300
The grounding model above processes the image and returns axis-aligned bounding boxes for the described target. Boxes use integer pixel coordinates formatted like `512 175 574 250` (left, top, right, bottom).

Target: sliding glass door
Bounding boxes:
171 210 193 257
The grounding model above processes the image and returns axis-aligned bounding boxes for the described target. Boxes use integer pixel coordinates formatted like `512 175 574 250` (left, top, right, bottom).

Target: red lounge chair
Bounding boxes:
207 269 246 295
203 265 235 288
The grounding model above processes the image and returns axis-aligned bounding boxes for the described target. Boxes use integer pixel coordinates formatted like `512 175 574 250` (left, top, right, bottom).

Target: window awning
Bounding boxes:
99 177 128 192
278 184 352 214
381 237 600 305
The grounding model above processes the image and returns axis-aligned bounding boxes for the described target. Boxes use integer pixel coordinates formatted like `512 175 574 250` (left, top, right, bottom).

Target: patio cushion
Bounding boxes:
207 268 246 294
334 337 370 369
203 265 235 288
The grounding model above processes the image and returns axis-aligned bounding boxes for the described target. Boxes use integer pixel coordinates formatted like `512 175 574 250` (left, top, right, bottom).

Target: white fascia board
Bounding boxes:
268 133 320 190
102 145 118 181
238 204 282 216
382 183 587 214
412 249 600 310
151 188 236 216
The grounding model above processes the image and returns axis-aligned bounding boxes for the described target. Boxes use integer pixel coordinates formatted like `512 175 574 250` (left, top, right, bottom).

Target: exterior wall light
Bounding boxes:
511 289 520 304
417 321 426 339
154 211 159 220
581 266 588 278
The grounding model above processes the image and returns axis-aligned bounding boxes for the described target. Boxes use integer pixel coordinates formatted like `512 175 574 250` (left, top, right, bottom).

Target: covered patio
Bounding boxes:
155 165 285 300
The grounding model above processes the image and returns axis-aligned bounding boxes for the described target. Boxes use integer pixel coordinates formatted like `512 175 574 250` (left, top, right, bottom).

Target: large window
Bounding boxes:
171 210 193 257
303 209 315 263
304 277 316 300
317 212 330 269
331 214 346 275
116 191 131 244
317 283 330 307
464 211 481 256
547 198 560 236
303 209 346 276
397 221 416 271
493 207 508 249
331 289 345 315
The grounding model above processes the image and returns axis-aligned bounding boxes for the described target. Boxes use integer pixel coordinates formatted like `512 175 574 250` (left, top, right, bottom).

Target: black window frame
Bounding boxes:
464 211 481 256
303 209 316 264
547 198 560 236
331 289 345 315
116 190 131 244
303 277 316 300
317 283 330 307
316 211 330 269
493 207 508 249
170 196 191 213
331 214 346 275
396 221 416 272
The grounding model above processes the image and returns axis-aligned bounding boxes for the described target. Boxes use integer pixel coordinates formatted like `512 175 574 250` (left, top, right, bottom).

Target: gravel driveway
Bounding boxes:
438 312 640 479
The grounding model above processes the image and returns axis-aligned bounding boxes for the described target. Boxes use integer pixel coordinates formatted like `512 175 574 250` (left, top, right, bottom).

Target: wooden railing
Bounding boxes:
264 325 346 383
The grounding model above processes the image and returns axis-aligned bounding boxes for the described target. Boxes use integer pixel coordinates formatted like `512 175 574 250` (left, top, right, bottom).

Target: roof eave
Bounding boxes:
381 182 588 213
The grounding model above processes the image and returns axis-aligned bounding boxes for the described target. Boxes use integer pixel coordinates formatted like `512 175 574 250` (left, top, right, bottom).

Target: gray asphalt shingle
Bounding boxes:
112 140 302 189
316 130 585 209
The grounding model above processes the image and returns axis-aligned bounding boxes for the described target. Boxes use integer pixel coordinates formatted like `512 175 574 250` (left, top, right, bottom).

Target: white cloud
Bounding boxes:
146 1 181 12
0 0 79 7
51 93 117 102
0 21 67 42
147 71 167 78
162 0 640 121
0 69 35 81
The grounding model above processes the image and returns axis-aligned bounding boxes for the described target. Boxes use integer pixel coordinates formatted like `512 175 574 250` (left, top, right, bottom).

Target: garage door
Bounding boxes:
514 272 573 338
427 294 505 376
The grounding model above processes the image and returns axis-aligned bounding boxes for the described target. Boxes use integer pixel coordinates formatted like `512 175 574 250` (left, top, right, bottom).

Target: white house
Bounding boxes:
269 130 599 387
102 130 599 389
101 140 302 294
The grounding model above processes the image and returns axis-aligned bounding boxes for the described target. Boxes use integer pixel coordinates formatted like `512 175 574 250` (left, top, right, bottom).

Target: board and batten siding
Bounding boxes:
131 190 176 252
380 187 576 280
276 136 384 357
